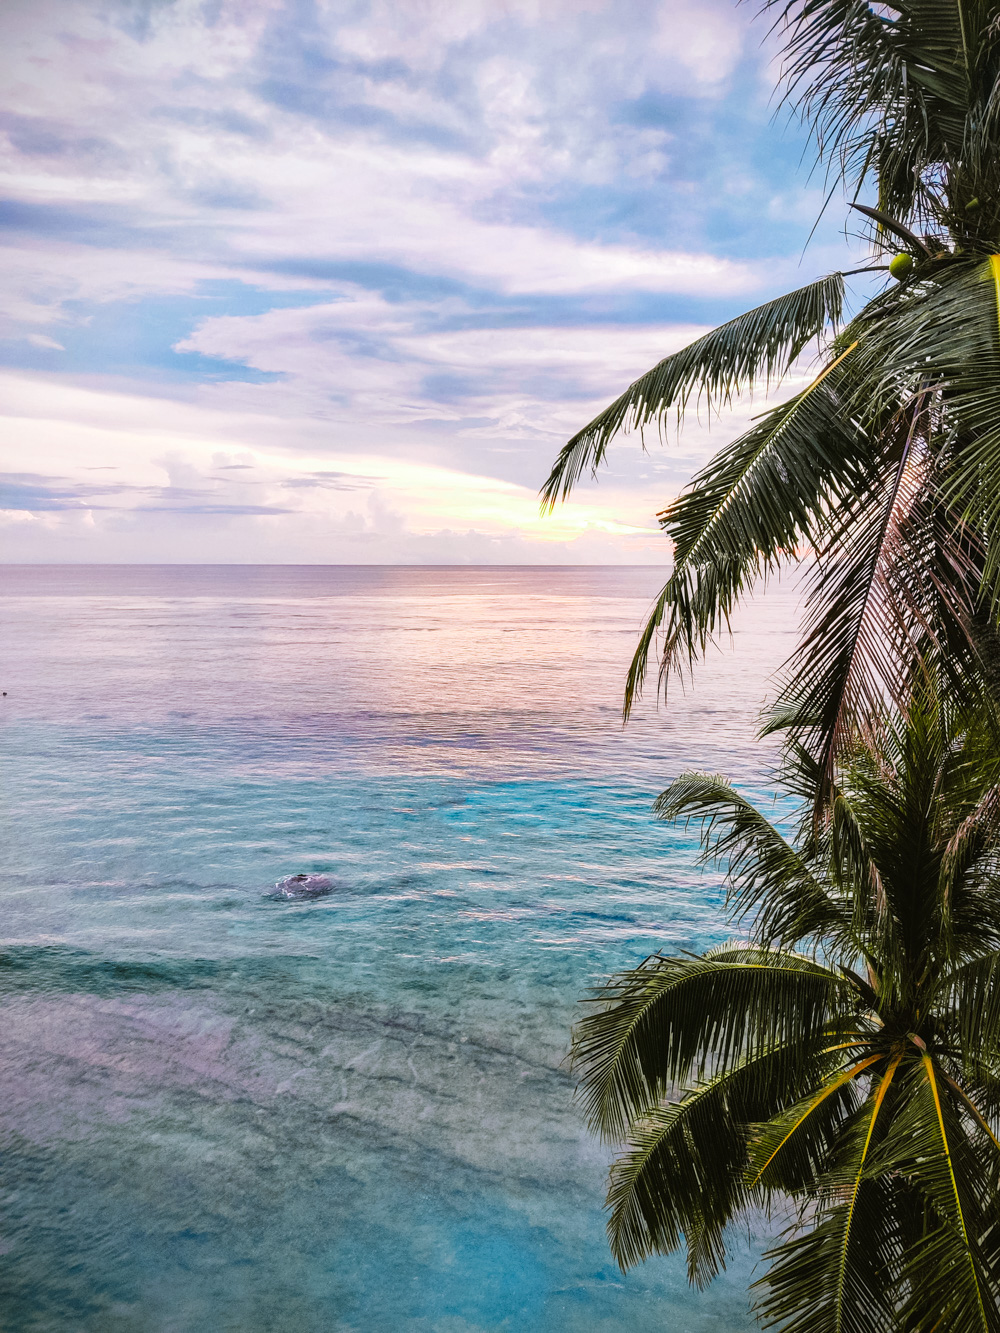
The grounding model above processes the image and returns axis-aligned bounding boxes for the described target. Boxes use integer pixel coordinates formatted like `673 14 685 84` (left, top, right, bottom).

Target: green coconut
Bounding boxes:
889 252 914 280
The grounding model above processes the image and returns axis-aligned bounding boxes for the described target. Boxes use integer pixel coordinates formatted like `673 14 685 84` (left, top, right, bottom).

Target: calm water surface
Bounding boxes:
0 565 797 1332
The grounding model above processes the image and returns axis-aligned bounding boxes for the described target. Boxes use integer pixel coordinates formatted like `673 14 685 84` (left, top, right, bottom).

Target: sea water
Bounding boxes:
0 565 798 1332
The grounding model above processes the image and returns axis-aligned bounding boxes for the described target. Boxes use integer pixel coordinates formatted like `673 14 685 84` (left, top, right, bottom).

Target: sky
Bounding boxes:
0 0 871 564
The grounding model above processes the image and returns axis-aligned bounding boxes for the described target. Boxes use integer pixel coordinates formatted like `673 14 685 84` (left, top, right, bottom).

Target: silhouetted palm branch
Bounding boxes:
543 2 1000 779
573 697 1000 1329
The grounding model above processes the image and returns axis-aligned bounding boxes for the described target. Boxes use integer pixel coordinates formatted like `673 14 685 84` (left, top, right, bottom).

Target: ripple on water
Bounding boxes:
0 566 798 1331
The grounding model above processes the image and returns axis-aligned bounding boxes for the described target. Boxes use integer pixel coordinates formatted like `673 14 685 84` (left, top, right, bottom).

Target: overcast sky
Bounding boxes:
1 0 870 564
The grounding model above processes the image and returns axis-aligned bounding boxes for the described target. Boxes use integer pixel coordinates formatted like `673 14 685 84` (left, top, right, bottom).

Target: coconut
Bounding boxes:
889 253 913 280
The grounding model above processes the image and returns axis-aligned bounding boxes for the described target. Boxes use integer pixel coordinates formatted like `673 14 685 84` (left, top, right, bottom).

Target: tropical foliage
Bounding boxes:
573 697 1000 1330
542 0 1000 792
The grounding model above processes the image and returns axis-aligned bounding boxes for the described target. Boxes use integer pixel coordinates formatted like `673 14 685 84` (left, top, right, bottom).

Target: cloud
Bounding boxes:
0 468 293 515
172 290 805 462
25 331 64 350
0 0 865 562
0 369 677 562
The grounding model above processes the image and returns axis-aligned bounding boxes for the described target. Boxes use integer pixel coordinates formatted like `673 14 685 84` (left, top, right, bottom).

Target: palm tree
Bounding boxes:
543 1 1000 793
573 696 1000 1330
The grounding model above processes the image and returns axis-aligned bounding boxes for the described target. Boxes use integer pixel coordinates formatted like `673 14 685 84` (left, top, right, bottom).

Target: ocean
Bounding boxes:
0 565 798 1332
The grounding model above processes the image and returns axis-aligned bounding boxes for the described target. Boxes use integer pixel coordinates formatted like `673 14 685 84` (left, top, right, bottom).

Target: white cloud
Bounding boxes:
0 0 844 562
25 331 64 350
174 292 813 459
0 365 682 562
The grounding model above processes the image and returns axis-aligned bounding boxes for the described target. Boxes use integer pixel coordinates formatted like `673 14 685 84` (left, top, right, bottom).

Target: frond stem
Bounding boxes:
747 1053 883 1189
922 1052 991 1331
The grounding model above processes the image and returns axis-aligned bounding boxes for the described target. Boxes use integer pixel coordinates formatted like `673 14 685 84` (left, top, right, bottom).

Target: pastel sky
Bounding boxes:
1 0 870 564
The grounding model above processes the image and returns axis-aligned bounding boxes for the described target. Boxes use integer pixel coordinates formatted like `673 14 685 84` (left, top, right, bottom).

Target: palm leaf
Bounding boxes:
746 1053 884 1191
941 954 1000 1083
900 257 1000 591
886 1055 1000 1331
764 0 996 231
653 772 850 947
539 274 845 508
571 947 847 1142
938 784 1000 950
754 1063 903 1332
763 397 948 791
621 347 866 713
604 1039 831 1280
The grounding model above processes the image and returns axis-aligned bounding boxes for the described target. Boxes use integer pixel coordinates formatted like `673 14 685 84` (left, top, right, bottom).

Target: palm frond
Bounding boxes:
764 0 1000 234
830 699 951 974
826 783 892 942
571 946 847 1142
604 1039 832 1280
881 1055 1000 1332
753 1056 903 1333
901 257 1000 593
831 698 1000 965
621 348 866 713
763 396 949 791
941 954 1000 1079
939 785 1000 949
745 1052 883 1192
539 274 845 508
653 772 849 946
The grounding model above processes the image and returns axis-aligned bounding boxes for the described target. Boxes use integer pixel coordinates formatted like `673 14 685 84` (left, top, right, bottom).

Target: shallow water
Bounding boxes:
0 565 798 1332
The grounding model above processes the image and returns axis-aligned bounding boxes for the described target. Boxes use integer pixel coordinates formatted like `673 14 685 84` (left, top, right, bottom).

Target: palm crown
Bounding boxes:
573 697 1000 1330
542 1 1000 791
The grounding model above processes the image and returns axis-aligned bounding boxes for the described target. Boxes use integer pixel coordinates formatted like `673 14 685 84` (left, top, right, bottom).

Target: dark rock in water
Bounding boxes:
270 873 335 900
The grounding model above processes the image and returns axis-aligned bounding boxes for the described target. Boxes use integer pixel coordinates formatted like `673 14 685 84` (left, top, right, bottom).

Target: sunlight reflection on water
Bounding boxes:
0 565 799 1332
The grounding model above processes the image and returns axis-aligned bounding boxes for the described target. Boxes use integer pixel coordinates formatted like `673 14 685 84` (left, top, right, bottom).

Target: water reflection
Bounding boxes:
0 567 797 1330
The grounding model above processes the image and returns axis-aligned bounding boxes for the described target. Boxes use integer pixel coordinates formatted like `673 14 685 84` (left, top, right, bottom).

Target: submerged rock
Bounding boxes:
270 873 336 900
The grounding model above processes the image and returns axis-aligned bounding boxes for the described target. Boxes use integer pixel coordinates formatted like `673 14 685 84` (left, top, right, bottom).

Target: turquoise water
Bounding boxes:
0 566 796 1332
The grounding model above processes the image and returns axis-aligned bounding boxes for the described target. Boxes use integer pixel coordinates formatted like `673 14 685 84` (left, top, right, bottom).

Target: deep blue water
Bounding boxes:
0 565 797 1332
